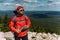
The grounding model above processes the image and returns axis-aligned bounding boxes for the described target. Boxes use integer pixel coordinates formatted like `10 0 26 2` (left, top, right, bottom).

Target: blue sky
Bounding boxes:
0 0 60 11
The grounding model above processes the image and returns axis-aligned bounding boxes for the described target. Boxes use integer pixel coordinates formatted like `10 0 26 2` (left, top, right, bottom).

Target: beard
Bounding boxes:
14 11 24 16
16 12 24 16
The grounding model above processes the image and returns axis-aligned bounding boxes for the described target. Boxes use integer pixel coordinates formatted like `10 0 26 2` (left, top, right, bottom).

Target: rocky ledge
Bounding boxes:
0 31 60 40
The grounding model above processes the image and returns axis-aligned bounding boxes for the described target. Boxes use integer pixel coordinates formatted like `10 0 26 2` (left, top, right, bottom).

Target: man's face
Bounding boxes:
17 8 24 15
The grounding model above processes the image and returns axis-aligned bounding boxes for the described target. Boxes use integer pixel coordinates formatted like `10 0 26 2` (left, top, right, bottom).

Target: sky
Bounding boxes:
0 0 60 11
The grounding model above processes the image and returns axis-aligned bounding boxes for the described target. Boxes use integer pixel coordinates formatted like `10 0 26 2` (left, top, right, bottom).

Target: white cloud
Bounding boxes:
16 4 22 6
23 3 29 7
52 2 60 5
23 0 37 2
0 3 22 10
0 0 60 11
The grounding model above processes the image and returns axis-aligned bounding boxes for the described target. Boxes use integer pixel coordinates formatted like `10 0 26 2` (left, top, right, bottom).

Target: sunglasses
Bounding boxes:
20 9 24 11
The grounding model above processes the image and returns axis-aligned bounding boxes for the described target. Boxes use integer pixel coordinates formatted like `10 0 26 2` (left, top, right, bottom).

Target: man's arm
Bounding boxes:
9 16 17 33
20 16 31 31
26 16 31 29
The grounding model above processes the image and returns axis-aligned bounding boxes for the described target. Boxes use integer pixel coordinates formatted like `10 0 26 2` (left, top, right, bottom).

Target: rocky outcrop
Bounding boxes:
0 31 60 40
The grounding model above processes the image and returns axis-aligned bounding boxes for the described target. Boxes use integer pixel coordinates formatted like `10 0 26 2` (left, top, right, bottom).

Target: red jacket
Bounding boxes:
9 15 31 37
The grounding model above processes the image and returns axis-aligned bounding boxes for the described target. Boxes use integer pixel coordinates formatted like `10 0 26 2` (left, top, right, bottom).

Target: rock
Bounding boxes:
6 37 14 40
0 32 4 38
36 33 43 40
4 31 14 38
0 38 6 40
0 31 60 40
28 32 33 40
47 33 53 40
4 31 14 40
32 32 37 37
41 33 48 39
57 35 60 40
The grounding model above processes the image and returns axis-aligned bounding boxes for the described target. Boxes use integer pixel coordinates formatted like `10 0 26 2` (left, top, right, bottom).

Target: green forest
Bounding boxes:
0 14 60 35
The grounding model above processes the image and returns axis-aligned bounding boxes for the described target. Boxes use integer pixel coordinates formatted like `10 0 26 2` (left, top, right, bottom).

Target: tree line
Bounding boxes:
0 14 60 35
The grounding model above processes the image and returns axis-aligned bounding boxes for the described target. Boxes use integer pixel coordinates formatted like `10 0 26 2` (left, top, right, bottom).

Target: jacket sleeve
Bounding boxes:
21 16 31 32
9 16 17 33
26 16 31 29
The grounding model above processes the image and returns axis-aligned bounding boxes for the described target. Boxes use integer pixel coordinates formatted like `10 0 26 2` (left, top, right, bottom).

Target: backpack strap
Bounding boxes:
14 16 16 27
14 15 26 22
24 14 27 25
14 15 26 27
24 14 26 21
14 16 16 22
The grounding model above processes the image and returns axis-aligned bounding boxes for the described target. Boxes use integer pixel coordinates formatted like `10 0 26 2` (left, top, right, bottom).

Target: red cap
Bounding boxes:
14 6 23 12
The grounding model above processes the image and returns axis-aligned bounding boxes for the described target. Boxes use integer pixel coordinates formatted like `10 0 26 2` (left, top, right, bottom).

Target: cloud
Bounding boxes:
23 0 37 2
0 0 15 3
0 3 22 10
0 0 60 11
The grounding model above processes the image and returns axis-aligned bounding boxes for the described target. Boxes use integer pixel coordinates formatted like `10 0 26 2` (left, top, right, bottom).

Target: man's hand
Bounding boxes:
20 25 26 30
20 25 27 31
16 29 21 33
16 25 27 33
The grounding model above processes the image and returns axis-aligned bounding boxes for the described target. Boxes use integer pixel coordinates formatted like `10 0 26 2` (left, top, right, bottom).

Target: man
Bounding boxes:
9 6 31 40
